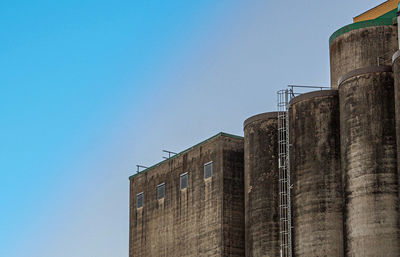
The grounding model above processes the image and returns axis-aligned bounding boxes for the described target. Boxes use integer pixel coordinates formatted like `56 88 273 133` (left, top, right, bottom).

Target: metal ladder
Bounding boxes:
277 89 293 257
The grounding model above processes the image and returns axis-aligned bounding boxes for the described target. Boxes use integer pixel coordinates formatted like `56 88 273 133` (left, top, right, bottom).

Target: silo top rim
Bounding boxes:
338 65 392 87
329 19 395 45
290 90 338 106
243 112 278 129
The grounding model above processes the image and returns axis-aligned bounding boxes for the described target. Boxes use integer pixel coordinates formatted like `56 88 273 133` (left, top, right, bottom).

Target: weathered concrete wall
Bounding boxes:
339 67 400 257
393 51 400 208
289 91 344 257
243 112 280 257
222 139 245 256
330 25 398 89
129 133 244 257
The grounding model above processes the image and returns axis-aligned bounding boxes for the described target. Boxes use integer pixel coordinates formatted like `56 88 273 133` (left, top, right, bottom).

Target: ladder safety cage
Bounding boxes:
277 88 293 257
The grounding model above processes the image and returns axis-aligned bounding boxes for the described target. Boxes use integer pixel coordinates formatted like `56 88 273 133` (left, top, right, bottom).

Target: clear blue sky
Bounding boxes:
0 0 384 256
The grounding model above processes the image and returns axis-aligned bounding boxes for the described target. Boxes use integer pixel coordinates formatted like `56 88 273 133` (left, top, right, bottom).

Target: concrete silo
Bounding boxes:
289 90 344 257
330 21 398 89
394 50 400 206
339 65 400 257
244 112 280 257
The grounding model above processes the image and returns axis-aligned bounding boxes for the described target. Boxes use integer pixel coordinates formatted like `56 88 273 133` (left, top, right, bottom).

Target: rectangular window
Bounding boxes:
136 192 144 209
204 161 213 179
180 172 188 190
157 183 165 200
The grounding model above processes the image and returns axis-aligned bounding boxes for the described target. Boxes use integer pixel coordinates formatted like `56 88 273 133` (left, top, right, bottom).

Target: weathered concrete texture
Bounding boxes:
393 51 400 206
129 134 244 257
339 69 400 257
330 25 398 89
243 112 280 257
222 140 245 256
289 91 344 257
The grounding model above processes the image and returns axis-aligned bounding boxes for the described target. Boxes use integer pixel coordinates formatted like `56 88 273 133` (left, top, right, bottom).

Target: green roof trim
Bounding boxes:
128 132 243 180
329 9 397 45
376 8 398 19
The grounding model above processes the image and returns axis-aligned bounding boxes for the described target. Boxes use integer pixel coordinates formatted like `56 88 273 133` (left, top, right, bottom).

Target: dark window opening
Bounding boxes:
136 192 144 208
204 161 213 179
180 172 188 190
157 183 165 200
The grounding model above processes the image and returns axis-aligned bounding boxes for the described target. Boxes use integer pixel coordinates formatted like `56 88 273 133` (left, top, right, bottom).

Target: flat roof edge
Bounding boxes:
129 132 243 180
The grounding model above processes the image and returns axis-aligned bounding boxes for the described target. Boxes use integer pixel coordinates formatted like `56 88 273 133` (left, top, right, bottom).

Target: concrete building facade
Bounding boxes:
129 133 245 257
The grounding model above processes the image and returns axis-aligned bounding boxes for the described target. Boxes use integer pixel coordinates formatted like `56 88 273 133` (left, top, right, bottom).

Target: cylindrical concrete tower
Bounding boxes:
244 112 280 257
330 22 398 89
289 90 344 257
339 66 400 257
393 50 400 228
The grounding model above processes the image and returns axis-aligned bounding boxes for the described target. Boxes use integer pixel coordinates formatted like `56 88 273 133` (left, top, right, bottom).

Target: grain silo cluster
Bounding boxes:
129 1 400 256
